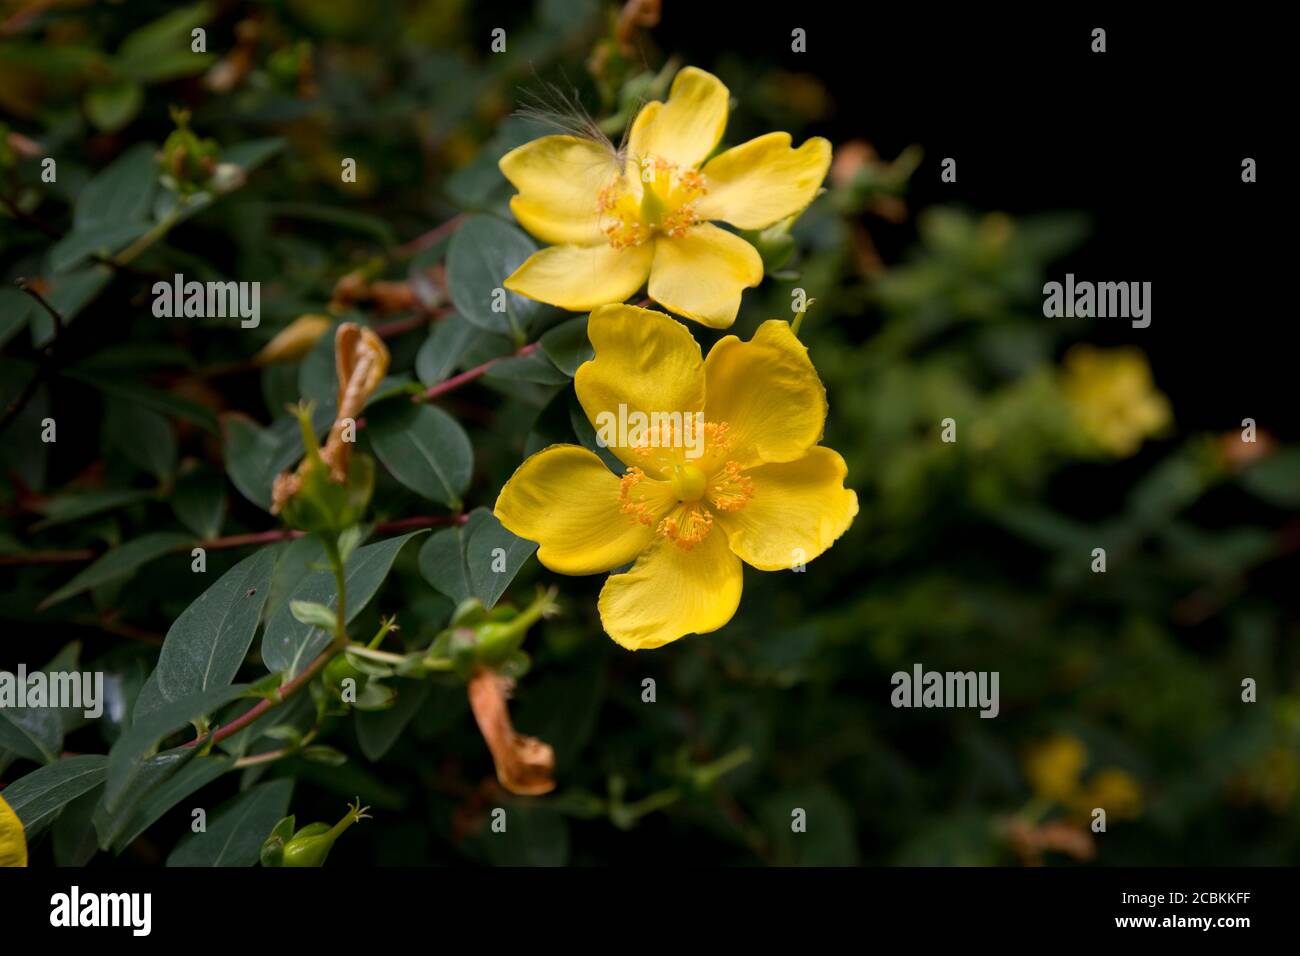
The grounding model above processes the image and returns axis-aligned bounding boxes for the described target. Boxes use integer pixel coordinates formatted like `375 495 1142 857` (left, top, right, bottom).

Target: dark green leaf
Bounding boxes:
104 395 177 480
73 142 158 233
261 531 428 678
367 400 472 508
355 679 431 761
172 466 227 538
101 755 231 853
417 508 535 608
2 755 107 838
446 214 542 337
134 547 277 718
415 312 475 386
166 778 293 867
40 532 189 609
105 683 249 810
539 315 592 376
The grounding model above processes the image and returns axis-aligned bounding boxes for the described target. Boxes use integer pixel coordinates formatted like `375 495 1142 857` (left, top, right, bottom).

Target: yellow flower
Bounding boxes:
499 67 832 328
1075 768 1142 820
1061 345 1171 457
1024 735 1087 802
493 304 857 649
0 793 26 867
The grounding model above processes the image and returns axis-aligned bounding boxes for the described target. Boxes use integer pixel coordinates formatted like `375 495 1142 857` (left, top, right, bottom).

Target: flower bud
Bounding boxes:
271 322 389 531
160 107 220 195
261 800 371 868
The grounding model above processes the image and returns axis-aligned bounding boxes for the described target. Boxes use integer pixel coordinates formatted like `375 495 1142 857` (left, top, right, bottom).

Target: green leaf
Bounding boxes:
134 547 277 718
417 508 536 609
115 2 215 82
166 778 293 867
221 411 328 511
172 466 227 538
63 370 219 433
446 214 543 338
367 400 472 508
73 142 158 233
0 705 64 766
40 532 190 609
223 137 286 174
32 488 153 530
539 315 593 376
2 755 107 839
48 220 150 273
104 395 177 480
261 531 428 678
53 784 103 866
415 312 475 386
484 350 571 386
84 79 144 133
98 755 231 853
355 678 431 761
105 683 249 810
1240 449 1300 507
290 599 338 630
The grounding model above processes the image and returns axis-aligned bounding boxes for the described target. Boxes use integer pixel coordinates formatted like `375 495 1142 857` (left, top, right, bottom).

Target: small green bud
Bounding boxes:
473 587 560 667
276 800 371 868
322 654 368 700
745 216 797 274
160 107 220 195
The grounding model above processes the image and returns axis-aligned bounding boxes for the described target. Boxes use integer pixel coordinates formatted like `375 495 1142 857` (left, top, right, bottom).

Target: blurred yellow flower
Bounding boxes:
1061 345 1171 457
1077 768 1143 820
0 793 26 867
499 67 831 328
494 305 857 649
1024 735 1087 802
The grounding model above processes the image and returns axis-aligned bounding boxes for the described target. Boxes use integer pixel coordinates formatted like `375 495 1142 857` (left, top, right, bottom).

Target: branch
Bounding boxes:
3 515 467 567
186 644 334 749
416 342 540 403
0 279 64 436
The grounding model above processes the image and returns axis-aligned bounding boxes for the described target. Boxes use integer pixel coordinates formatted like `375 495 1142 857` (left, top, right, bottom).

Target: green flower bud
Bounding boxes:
746 216 797 274
473 587 560 667
322 654 369 700
160 107 220 195
274 800 371 868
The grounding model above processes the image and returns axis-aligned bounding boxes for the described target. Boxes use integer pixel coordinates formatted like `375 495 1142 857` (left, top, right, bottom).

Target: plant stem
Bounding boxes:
185 644 336 749
416 341 540 403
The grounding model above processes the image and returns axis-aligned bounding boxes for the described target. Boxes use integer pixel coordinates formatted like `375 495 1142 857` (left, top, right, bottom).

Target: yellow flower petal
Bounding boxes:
574 304 706 476
627 66 730 171
696 132 832 230
598 529 743 650
715 447 857 571
648 224 762 328
505 242 653 312
0 794 27 868
500 135 619 246
494 444 660 575
704 319 827 466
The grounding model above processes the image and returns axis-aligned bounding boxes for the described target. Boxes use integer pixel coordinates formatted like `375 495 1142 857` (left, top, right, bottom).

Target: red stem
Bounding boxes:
417 342 540 403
